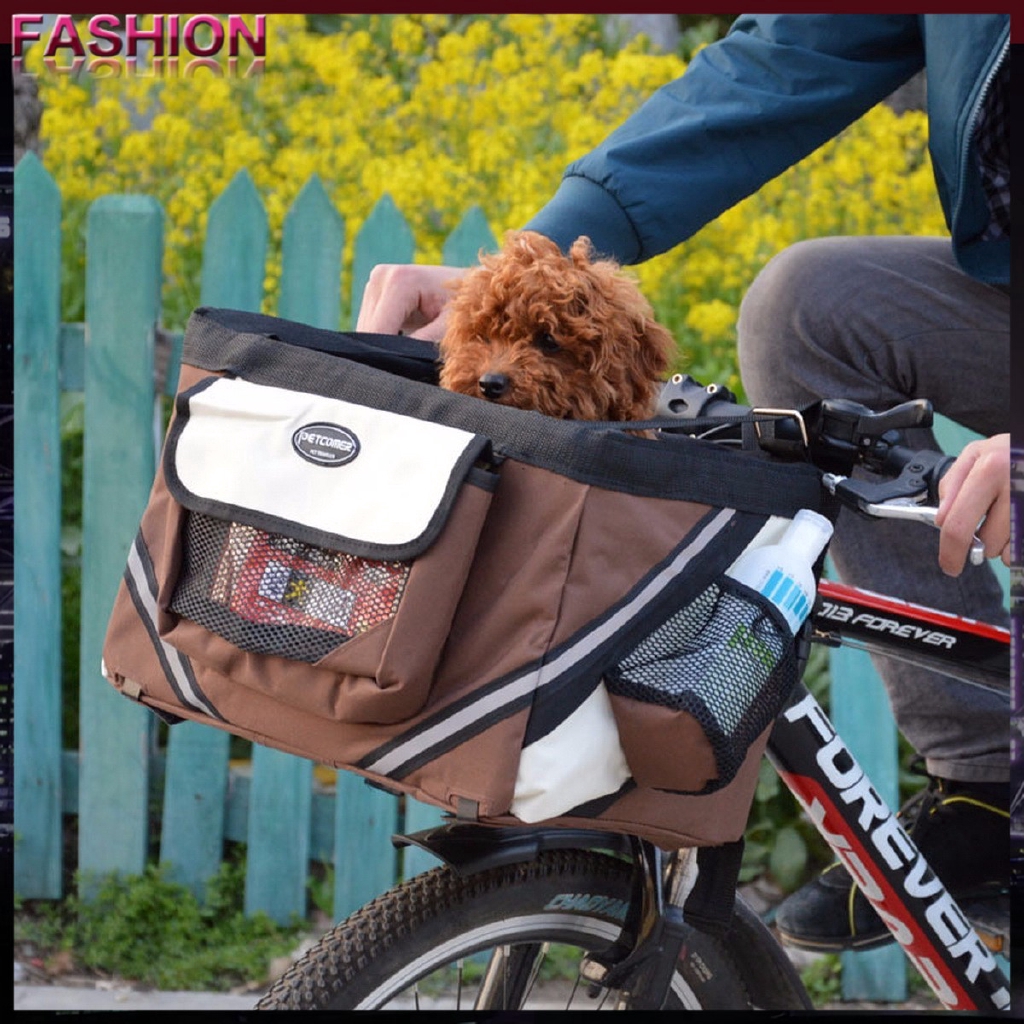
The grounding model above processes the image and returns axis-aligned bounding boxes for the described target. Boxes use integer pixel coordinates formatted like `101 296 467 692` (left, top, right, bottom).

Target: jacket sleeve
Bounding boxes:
523 14 926 264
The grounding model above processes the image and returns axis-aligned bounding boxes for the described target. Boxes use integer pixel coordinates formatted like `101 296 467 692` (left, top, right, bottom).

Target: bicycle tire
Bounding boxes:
256 849 812 1011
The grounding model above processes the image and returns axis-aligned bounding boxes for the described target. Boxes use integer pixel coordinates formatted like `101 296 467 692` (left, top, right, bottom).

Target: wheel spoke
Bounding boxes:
474 942 548 1009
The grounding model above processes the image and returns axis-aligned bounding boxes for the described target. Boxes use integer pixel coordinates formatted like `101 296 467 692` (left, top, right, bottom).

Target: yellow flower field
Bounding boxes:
28 13 947 394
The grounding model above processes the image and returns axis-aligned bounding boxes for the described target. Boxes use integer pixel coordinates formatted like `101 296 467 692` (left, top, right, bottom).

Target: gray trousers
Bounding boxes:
737 236 1010 783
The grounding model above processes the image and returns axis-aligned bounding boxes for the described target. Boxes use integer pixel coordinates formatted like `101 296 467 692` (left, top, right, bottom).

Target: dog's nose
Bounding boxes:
479 373 510 401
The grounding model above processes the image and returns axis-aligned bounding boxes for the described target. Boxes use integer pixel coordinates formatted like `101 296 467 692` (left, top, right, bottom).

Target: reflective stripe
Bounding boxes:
124 532 221 719
362 507 736 777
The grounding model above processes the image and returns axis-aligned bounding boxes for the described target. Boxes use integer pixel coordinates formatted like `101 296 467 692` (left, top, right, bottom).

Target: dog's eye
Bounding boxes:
534 331 561 355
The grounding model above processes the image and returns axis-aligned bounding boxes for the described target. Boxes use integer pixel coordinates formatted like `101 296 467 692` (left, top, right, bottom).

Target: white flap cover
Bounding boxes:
167 377 486 557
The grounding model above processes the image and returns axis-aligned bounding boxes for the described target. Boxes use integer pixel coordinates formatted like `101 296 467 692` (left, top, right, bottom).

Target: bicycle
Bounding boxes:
256 376 1011 1012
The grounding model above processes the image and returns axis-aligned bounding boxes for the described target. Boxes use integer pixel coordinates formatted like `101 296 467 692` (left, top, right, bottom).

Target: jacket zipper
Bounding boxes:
951 33 1008 237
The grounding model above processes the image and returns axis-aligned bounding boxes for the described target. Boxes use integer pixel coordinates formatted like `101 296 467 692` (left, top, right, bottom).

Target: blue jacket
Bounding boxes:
525 14 1009 285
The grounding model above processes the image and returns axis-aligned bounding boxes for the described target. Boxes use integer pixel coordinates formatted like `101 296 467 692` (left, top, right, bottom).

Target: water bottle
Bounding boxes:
726 509 834 633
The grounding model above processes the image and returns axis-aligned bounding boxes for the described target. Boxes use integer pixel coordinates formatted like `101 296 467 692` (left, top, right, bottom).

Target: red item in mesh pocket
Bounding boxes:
212 523 410 638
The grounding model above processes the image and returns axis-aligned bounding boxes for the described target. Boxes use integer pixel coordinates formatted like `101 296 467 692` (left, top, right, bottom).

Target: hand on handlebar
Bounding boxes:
935 433 1011 577
356 263 468 340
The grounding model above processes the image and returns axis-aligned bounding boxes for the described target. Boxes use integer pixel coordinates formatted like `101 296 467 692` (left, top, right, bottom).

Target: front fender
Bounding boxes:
393 820 637 877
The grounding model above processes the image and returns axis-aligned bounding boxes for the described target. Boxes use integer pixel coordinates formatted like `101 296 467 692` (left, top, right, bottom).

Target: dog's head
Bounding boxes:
438 231 675 421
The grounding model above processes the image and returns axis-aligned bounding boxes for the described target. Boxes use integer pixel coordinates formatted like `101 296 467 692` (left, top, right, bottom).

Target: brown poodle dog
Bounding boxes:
438 231 675 421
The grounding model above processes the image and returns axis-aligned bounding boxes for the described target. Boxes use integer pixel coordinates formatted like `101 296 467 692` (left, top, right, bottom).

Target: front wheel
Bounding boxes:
256 849 811 1010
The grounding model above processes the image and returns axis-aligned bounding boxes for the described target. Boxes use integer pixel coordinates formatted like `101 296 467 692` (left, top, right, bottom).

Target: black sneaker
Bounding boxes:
774 768 1009 952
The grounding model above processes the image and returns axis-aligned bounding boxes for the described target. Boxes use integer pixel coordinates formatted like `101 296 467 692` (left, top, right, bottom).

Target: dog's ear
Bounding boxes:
637 318 676 380
586 260 676 381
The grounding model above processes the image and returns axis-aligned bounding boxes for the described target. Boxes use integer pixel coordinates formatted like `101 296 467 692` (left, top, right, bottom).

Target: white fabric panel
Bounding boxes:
511 681 631 823
173 377 479 548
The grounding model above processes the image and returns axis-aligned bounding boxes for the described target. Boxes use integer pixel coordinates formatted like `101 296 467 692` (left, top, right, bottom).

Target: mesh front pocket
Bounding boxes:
171 512 411 664
606 578 798 793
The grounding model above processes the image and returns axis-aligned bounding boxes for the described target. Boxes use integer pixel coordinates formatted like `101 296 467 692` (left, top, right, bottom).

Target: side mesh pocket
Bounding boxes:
605 576 799 794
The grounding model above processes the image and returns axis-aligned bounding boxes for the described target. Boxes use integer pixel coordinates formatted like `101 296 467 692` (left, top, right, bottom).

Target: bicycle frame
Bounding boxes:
814 579 1010 691
767 578 1011 1012
769 685 1009 1012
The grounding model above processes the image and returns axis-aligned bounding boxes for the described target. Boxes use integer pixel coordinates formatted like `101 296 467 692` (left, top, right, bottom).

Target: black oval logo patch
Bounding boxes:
292 423 360 467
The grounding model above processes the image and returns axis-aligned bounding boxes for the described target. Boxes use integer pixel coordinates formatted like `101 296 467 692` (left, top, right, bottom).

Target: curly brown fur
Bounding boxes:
438 231 675 421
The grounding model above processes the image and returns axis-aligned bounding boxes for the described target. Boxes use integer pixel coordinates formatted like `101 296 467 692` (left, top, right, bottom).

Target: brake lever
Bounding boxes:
822 474 985 566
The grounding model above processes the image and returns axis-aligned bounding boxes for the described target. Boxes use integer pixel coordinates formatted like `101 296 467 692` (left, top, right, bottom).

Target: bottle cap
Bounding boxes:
787 509 833 561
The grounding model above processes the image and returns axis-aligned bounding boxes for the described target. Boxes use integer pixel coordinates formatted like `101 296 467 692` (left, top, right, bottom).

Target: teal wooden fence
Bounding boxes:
13 154 1003 1000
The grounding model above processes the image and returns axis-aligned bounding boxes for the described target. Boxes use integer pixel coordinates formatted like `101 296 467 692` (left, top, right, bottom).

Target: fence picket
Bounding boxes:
158 723 231 900
245 748 313 924
349 193 414 328
238 175 344 924
332 773 398 921
198 170 268 317
278 175 345 330
189 171 313 923
12 154 64 898
442 204 498 266
77 195 164 890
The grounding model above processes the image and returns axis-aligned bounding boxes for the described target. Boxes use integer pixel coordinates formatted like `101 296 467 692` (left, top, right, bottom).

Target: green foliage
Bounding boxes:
17 860 304 991
306 861 335 919
799 953 843 1005
675 14 736 57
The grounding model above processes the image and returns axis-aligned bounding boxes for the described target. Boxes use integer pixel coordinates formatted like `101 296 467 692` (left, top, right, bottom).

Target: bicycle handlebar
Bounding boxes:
655 375 984 565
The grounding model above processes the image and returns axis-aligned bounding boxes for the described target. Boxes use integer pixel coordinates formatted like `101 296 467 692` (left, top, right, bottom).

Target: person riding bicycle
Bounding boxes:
356 13 1011 953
